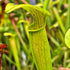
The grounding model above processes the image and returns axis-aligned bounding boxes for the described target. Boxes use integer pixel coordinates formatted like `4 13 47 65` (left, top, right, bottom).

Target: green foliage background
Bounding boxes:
0 0 70 70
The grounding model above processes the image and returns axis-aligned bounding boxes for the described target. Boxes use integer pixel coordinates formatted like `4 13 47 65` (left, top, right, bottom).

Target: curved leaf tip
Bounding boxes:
5 3 15 13
65 29 70 48
5 3 50 31
5 3 50 16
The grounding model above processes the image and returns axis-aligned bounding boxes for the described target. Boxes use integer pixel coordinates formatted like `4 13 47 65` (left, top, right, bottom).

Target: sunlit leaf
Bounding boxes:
65 29 70 48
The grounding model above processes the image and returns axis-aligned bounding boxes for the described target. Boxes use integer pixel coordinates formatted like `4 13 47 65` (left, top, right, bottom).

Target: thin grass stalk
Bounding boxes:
67 0 70 30
45 26 60 47
4 36 12 70
43 0 50 9
53 7 65 34
63 51 68 67
40 0 43 4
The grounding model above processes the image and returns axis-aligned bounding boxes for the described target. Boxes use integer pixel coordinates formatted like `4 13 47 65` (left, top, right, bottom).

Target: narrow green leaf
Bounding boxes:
3 54 15 65
67 0 70 30
53 7 65 34
43 0 50 9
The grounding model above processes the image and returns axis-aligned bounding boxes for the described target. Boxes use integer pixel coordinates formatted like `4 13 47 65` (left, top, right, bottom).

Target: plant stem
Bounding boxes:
9 16 29 54
45 25 60 47
0 2 5 27
43 0 50 9
40 0 43 4
67 0 70 30
9 37 21 70
53 7 65 34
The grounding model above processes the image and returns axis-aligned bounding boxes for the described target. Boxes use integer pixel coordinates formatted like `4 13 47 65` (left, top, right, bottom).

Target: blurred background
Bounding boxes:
0 0 70 70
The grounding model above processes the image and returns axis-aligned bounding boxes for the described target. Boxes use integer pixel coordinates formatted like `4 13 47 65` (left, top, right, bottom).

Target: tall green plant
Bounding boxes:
5 3 52 70
4 33 21 70
43 0 50 9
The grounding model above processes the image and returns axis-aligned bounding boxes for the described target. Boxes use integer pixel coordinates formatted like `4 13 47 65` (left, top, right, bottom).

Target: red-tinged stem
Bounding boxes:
0 3 4 27
0 2 6 27
9 16 29 54
45 25 60 47
45 25 54 47
0 58 2 70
